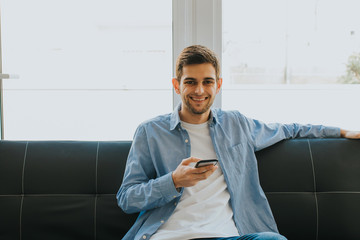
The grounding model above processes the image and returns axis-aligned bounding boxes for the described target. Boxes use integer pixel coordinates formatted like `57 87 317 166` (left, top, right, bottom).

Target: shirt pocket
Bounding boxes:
226 143 246 168
227 142 255 170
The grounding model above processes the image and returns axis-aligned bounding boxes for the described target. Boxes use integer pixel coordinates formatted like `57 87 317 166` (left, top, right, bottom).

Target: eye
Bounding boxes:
184 80 195 85
204 80 215 84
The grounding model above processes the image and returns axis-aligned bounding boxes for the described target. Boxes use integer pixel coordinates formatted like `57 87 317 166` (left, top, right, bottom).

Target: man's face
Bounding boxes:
173 63 222 121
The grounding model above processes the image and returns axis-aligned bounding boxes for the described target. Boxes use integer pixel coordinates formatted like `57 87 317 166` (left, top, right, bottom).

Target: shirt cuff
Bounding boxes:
159 172 182 202
323 126 341 138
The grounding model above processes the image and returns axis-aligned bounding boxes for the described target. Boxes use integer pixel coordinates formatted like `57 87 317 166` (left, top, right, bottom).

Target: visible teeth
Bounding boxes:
191 97 206 101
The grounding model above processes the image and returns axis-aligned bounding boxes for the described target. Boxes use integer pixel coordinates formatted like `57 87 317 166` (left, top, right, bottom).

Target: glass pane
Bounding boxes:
222 0 360 86
222 0 287 86
288 0 360 84
3 90 172 140
222 87 360 130
222 0 360 131
1 0 172 140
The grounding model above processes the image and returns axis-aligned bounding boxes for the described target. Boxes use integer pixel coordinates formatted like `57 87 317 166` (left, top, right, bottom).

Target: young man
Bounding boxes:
117 45 360 240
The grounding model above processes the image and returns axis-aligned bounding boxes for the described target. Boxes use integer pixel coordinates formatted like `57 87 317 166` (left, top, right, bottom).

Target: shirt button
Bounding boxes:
185 139 189 143
142 235 147 239
160 220 164 223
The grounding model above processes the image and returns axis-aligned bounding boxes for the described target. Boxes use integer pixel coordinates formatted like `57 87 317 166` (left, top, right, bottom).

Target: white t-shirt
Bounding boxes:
150 121 239 240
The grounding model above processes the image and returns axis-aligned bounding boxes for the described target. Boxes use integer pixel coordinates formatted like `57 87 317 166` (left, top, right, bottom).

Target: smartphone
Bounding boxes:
194 159 218 168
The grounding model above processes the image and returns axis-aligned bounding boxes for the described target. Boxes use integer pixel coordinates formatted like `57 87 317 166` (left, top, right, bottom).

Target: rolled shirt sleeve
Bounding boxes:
241 114 341 152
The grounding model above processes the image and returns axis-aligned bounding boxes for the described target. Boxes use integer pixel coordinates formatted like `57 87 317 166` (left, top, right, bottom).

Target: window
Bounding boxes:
222 0 360 130
1 0 359 140
1 0 172 140
222 0 360 85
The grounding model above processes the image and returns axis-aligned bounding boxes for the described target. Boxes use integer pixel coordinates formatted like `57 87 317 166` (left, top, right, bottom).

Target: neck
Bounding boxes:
178 109 211 124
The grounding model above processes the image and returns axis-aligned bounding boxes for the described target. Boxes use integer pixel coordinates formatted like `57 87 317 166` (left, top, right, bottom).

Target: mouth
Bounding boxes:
189 96 209 102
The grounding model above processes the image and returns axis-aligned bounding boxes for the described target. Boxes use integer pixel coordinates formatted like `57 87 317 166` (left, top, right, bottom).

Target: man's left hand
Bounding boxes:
341 129 360 139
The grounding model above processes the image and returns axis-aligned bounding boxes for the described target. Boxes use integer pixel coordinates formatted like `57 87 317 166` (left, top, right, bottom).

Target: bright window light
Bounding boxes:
1 0 172 140
222 0 360 130
222 0 360 85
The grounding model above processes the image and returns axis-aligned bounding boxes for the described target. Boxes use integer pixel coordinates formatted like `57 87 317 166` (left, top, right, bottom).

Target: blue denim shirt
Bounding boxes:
117 105 340 240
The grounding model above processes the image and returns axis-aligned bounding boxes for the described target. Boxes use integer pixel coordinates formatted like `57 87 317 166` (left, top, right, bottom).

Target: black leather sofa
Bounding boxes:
0 139 359 240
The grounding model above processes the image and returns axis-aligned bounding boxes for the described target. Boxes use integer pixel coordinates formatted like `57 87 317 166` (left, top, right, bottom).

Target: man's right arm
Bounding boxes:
116 124 219 214
116 125 181 214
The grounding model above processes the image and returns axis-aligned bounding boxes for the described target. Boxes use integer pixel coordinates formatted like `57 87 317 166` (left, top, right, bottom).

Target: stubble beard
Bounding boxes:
183 95 213 115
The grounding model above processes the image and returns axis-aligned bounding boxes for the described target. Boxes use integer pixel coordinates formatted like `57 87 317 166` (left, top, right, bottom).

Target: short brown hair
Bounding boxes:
175 45 220 82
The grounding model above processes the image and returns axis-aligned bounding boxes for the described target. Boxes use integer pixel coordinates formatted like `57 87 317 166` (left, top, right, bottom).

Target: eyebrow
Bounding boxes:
183 77 216 81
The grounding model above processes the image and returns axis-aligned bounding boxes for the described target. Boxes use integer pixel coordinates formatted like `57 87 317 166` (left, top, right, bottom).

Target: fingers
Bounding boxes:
192 164 218 174
181 157 201 166
172 157 219 188
341 129 360 139
192 165 218 180
345 131 360 139
187 161 218 182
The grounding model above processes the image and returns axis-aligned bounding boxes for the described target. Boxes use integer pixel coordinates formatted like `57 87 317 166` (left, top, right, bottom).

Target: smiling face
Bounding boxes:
173 63 222 124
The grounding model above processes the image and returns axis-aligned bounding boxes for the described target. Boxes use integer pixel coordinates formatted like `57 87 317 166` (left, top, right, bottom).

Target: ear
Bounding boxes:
172 78 180 94
216 78 223 94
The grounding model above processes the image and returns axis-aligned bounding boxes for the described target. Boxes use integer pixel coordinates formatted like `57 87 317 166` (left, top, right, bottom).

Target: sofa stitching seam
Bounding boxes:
94 141 100 240
264 191 360 194
19 141 29 240
21 142 28 195
307 139 319 240
0 193 116 197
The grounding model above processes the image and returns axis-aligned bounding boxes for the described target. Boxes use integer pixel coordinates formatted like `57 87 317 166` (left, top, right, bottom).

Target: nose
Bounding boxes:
194 84 204 94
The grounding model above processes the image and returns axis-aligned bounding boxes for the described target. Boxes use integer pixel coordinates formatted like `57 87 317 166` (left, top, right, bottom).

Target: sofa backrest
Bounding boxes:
257 138 360 240
0 139 359 240
0 141 137 240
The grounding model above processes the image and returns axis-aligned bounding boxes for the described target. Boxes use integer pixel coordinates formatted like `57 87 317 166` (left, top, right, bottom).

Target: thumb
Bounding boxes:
181 157 201 166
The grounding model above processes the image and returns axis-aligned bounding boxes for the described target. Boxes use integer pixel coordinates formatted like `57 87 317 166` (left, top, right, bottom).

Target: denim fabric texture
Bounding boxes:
117 104 340 240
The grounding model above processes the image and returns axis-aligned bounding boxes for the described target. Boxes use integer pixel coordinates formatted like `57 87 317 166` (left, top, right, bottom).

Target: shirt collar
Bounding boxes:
169 103 219 131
